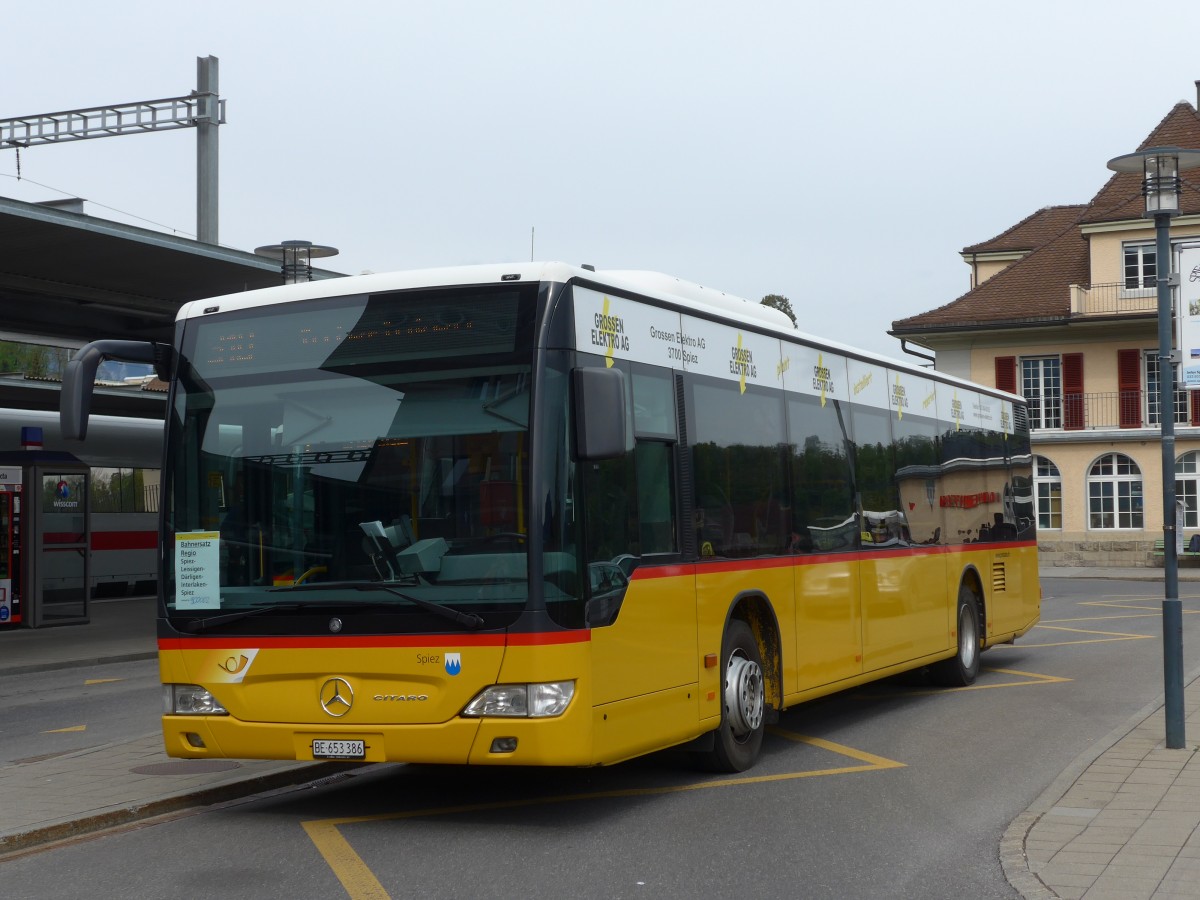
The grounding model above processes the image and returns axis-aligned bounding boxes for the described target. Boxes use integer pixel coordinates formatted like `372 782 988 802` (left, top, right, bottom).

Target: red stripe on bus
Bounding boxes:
629 540 1037 577
505 630 591 646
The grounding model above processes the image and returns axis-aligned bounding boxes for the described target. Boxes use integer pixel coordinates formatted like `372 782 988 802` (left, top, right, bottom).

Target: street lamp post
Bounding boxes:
1108 146 1200 749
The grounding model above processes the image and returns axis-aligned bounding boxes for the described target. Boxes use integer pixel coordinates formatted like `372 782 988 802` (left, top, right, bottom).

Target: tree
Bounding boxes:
0 340 71 377
760 294 796 328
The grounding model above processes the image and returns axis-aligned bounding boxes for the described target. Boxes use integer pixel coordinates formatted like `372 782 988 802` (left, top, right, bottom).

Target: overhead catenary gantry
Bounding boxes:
0 56 224 244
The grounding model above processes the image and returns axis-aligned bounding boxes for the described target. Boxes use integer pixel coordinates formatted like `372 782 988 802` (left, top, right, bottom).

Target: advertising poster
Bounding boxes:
1177 244 1200 388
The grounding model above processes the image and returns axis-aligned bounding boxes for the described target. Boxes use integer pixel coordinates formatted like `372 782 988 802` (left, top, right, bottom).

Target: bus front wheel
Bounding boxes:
702 619 766 772
933 585 982 687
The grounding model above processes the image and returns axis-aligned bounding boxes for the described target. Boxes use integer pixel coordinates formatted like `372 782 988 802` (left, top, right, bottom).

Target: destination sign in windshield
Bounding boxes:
190 288 528 378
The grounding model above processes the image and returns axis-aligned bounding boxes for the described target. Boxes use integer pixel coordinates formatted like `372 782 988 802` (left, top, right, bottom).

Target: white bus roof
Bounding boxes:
176 262 1022 404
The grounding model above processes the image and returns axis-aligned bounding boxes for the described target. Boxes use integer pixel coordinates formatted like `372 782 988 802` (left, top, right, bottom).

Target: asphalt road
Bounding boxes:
2 576 1197 900
0 660 160 766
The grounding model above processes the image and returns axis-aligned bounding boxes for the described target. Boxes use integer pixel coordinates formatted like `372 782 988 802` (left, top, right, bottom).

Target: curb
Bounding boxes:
0 761 359 857
0 651 158 677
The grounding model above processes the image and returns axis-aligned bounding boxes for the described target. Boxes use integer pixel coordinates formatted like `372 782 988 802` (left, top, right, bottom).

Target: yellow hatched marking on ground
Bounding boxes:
1004 624 1154 648
302 734 903 899
765 731 907 770
886 667 1071 695
958 667 1070 689
1041 596 1200 625
1041 613 1163 624
1077 598 1200 614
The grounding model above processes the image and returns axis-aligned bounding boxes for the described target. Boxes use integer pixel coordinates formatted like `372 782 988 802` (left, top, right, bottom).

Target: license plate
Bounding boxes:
312 739 365 759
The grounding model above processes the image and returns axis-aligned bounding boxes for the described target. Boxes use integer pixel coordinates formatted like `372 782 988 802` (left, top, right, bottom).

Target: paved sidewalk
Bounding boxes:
1003 672 1200 900
1 569 1199 898
1002 570 1200 899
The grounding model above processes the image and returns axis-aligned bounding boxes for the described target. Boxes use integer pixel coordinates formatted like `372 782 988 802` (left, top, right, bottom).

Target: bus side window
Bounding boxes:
635 441 675 555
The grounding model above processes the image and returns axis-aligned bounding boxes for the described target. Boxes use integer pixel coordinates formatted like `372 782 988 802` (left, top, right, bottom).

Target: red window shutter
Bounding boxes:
1063 352 1084 430
1117 349 1142 428
994 356 1017 394
1191 389 1200 426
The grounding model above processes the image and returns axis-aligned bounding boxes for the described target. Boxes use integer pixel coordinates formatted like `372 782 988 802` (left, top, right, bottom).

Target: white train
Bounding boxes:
0 407 163 597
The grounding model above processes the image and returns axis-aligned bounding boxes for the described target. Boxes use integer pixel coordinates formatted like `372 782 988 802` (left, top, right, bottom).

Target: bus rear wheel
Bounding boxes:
702 619 765 772
933 585 982 687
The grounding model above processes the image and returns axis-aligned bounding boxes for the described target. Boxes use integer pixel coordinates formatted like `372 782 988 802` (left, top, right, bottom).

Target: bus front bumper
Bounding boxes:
162 706 597 767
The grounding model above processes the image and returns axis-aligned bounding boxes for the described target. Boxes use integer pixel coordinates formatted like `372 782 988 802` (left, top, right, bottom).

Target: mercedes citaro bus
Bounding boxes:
61 263 1039 772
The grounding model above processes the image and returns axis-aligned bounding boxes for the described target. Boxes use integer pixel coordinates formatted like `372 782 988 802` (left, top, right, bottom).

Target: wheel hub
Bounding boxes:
724 653 764 737
960 605 978 669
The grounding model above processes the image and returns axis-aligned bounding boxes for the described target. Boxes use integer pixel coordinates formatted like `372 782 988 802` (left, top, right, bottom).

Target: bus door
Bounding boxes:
582 366 697 758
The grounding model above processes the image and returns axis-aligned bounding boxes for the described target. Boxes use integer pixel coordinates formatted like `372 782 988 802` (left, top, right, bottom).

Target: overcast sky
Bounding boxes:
3 1 1200 359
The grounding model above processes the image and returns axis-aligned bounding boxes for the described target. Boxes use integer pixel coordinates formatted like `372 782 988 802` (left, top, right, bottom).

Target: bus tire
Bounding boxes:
702 619 766 772
933 585 982 687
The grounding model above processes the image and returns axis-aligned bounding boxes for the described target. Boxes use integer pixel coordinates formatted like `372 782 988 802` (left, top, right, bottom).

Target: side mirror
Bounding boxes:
61 340 163 440
573 366 630 460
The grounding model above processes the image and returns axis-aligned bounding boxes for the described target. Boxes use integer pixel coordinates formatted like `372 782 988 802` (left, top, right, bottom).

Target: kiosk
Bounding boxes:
0 465 20 625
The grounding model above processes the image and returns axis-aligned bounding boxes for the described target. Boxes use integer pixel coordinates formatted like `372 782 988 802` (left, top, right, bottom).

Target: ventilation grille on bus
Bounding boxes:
992 560 1007 593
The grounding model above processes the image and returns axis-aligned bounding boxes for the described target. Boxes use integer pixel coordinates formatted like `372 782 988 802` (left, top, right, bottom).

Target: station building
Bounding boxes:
892 94 1200 568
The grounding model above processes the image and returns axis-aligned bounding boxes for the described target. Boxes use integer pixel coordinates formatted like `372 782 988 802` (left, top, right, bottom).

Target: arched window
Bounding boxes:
1087 453 1143 530
1176 451 1200 529
1034 455 1062 530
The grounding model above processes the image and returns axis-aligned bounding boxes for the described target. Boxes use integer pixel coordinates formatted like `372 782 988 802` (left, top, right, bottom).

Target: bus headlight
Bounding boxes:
164 684 229 716
462 681 575 718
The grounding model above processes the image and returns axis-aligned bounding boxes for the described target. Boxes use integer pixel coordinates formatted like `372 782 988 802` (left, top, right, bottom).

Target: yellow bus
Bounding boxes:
62 263 1039 772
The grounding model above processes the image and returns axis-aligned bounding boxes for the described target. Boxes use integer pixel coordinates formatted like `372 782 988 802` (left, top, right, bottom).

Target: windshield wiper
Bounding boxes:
179 603 304 634
270 581 484 629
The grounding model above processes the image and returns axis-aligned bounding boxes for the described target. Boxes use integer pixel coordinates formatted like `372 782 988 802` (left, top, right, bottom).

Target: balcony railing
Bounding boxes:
1070 282 1157 317
1029 389 1198 431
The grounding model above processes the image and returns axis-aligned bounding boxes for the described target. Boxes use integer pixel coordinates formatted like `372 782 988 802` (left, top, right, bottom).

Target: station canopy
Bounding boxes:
0 195 343 414
0 195 342 345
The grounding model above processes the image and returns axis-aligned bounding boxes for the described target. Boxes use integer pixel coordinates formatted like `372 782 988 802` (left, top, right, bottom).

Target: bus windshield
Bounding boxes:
163 284 544 632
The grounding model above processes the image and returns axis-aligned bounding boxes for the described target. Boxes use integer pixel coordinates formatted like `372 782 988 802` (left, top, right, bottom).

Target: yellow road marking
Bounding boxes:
302 733 903 899
1041 614 1163 623
1035 624 1152 639
44 725 86 733
1005 637 1150 648
83 678 122 685
301 820 391 900
998 624 1154 648
1078 599 1200 613
975 666 1070 686
1037 595 1200 626
880 666 1071 695
767 731 906 770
